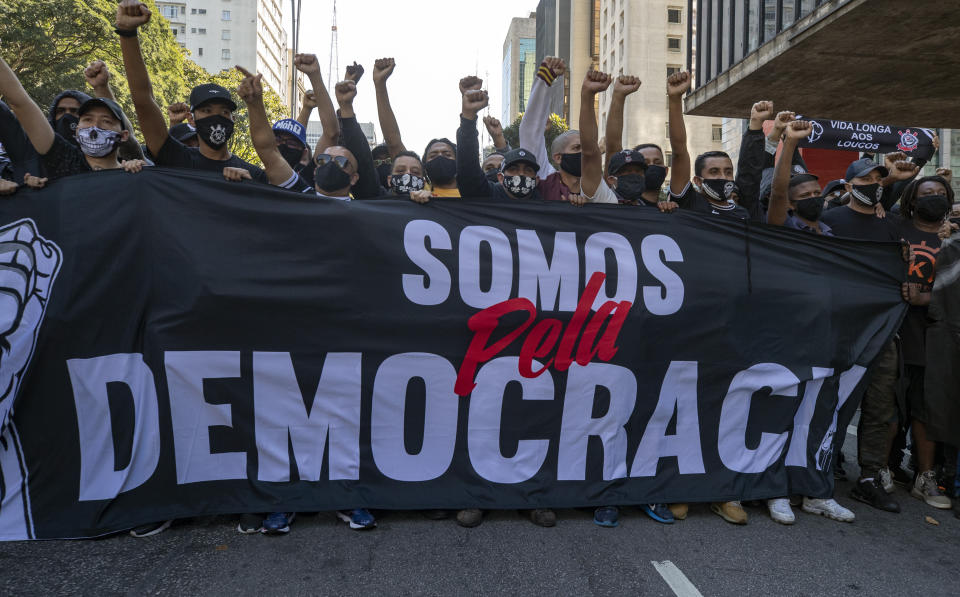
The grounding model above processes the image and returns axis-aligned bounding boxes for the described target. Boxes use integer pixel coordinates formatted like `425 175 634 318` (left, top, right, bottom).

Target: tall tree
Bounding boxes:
0 0 288 165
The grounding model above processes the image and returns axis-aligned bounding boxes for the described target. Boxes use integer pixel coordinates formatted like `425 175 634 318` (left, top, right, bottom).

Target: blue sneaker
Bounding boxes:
593 506 619 527
337 508 376 530
641 503 675 524
262 512 295 534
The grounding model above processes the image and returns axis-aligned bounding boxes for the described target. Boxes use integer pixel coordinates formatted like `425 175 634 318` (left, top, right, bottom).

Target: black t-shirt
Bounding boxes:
895 217 942 365
40 133 91 181
670 182 750 219
155 136 267 183
819 206 899 241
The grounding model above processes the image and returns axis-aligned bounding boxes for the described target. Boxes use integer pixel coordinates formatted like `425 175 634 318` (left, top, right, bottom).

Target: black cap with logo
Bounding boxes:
500 148 540 172
78 97 128 130
189 83 238 111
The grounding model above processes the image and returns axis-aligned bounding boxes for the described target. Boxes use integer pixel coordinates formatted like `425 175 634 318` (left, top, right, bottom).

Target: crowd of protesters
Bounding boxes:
0 0 958 538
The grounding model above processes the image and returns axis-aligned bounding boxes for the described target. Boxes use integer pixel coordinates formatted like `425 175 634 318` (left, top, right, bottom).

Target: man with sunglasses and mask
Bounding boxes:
115 0 266 184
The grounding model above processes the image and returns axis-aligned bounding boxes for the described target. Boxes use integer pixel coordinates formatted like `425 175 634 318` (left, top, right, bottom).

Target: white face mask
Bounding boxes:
76 126 121 158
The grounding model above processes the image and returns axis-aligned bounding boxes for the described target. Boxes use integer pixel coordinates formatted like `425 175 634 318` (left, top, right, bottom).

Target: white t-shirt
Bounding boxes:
583 179 619 204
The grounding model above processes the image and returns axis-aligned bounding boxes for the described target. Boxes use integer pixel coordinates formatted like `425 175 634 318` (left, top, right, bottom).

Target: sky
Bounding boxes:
294 0 541 155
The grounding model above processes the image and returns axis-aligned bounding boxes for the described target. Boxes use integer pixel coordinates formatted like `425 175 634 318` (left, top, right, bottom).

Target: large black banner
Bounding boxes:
0 169 906 539
795 115 936 158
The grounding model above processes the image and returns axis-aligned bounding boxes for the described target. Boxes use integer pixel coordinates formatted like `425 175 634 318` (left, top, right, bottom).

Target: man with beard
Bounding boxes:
666 71 749 220
519 57 582 202
115 0 265 183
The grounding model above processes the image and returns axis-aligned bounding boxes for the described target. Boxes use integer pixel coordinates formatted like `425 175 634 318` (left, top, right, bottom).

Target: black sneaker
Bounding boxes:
850 478 900 513
890 466 913 488
129 520 173 538
237 513 263 534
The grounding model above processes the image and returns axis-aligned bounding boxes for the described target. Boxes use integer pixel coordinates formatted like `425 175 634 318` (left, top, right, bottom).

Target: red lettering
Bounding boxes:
576 300 632 365
454 298 537 396
595 301 631 360
554 272 605 371
518 319 562 377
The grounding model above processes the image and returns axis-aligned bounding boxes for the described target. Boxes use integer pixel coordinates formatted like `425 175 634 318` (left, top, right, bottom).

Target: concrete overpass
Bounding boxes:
684 0 960 128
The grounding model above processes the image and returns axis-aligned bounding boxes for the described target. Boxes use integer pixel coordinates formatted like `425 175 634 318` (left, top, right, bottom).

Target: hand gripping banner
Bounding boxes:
0 169 906 539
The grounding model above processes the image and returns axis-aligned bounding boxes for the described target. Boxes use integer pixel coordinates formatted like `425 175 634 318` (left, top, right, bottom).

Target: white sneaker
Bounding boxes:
767 498 795 525
878 466 894 493
802 497 855 522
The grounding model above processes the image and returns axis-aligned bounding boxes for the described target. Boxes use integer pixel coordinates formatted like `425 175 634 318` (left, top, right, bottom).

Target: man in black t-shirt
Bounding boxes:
116 2 265 183
665 72 749 221
820 159 899 241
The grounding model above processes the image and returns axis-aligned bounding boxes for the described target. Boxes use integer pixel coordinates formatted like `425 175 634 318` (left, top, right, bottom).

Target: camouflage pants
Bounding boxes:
856 340 899 479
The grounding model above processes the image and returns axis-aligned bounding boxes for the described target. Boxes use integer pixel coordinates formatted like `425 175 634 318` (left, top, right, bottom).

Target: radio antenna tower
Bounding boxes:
328 0 339 83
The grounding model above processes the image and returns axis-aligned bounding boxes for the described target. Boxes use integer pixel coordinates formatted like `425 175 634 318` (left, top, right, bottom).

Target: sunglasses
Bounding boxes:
315 154 350 169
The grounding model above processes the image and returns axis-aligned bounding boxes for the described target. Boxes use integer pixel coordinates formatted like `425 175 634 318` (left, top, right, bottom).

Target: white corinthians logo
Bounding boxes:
0 219 62 429
208 123 228 145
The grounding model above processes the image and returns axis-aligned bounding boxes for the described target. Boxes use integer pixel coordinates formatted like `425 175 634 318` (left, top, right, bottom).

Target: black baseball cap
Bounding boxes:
169 122 197 143
822 179 846 197
607 149 647 175
500 148 540 172
845 158 888 182
189 83 238 111
78 97 128 130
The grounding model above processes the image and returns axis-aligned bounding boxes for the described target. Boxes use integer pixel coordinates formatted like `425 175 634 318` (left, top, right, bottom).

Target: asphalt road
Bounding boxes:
2 430 959 597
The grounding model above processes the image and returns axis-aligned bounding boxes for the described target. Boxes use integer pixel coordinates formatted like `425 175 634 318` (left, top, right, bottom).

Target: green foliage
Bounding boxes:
502 112 570 165
0 0 288 165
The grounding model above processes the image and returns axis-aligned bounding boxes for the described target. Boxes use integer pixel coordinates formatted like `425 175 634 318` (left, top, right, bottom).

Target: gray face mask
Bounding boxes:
76 126 121 157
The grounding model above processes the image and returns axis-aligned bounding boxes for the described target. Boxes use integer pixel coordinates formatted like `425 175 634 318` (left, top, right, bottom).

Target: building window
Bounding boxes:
198 8 206 15
191 27 196 33
667 65 682 77
181 5 186 14
668 8 682 24
222 49 231 60
603 34 607 53
222 29 231 40
198 28 206 34
222 10 231 20
665 151 673 167
712 125 723 142
191 8 196 14
619 12 624 32
667 36 682 52
161 5 178 20
618 40 624 63
170 27 178 37
665 121 670 139
198 47 203 56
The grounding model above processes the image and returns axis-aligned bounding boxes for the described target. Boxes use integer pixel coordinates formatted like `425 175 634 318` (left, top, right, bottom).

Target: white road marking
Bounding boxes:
651 560 704 597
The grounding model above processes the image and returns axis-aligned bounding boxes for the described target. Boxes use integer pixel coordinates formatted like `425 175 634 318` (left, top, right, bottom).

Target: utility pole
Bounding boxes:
289 0 302 116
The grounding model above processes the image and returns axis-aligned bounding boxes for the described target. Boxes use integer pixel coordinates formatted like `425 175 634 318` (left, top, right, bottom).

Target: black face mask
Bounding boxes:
615 174 646 202
850 183 882 206
314 160 352 193
794 196 824 221
278 145 304 169
915 194 950 222
701 178 738 202
55 114 79 142
195 115 235 150
376 162 392 188
644 164 667 191
485 169 501 183
425 156 457 185
560 152 581 176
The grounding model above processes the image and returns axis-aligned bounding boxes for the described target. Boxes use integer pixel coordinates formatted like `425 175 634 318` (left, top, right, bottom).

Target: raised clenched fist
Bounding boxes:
543 56 566 78
462 90 489 116
167 102 190 125
613 75 641 96
335 80 357 104
750 101 774 123
459 76 483 95
373 58 396 84
116 0 151 30
0 219 63 427
482 115 503 137
84 61 111 90
582 70 612 94
666 71 691 97
786 119 812 140
294 54 321 76
302 90 318 110
936 167 953 185
344 62 364 84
